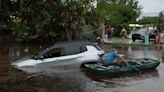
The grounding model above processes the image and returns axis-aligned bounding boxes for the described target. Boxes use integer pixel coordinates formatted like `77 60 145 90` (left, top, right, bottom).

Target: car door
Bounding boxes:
55 46 85 67
40 46 85 67
38 47 62 66
55 53 84 67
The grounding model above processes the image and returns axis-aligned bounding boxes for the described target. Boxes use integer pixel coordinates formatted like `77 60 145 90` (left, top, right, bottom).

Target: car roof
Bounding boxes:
38 41 98 55
135 28 155 34
54 41 98 47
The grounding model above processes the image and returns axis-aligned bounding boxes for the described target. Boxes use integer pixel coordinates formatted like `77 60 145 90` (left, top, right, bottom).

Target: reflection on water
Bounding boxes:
85 69 159 84
0 43 164 92
143 47 148 58
84 69 161 92
102 44 162 61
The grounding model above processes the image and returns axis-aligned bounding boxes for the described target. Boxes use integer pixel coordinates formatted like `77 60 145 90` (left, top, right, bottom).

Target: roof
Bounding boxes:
129 24 143 27
38 41 98 55
53 41 98 47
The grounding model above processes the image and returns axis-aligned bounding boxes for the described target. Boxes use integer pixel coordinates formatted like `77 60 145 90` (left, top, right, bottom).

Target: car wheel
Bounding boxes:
132 39 135 42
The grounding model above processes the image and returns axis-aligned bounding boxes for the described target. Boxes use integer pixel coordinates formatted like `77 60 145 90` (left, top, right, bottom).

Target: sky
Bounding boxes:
138 0 164 17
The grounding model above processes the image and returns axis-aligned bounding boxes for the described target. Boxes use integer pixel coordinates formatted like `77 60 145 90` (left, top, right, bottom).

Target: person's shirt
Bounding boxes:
103 50 118 64
120 28 127 37
108 27 112 34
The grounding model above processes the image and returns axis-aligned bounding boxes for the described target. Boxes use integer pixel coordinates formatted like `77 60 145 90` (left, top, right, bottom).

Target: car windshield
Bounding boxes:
138 28 146 32
137 28 155 34
30 48 49 59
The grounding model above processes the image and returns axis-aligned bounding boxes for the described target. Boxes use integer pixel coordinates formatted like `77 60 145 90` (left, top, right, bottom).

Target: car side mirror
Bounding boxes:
39 55 44 59
33 56 38 60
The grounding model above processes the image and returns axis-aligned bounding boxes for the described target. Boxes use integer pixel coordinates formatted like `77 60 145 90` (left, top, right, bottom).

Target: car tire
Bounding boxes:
132 39 135 42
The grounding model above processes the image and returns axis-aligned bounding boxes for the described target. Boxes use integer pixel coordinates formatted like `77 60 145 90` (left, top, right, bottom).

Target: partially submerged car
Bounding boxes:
132 28 157 42
11 41 104 68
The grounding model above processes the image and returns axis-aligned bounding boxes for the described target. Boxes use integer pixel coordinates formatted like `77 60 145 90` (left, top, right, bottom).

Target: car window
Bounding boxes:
148 29 155 33
43 48 62 58
64 45 83 56
138 28 146 33
137 28 156 34
80 46 87 52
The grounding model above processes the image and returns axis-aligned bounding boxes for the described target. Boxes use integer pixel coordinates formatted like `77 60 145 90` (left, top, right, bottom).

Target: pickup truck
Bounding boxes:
132 28 157 42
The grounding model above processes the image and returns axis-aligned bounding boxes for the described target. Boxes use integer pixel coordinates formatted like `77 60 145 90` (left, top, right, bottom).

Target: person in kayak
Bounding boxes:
102 49 126 66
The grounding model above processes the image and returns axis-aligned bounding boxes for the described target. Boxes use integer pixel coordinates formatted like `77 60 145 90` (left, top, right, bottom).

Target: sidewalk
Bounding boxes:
101 36 155 45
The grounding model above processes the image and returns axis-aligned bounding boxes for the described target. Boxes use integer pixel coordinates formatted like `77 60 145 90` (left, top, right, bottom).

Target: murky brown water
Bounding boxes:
0 43 163 92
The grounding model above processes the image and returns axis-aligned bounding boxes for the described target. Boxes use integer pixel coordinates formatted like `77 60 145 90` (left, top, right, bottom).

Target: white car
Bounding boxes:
11 41 104 68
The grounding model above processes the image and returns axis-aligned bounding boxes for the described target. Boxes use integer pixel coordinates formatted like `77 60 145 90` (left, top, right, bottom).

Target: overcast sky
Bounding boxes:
138 0 164 17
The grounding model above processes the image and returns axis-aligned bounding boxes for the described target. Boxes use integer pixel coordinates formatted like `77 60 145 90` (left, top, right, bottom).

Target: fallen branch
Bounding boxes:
25 72 43 80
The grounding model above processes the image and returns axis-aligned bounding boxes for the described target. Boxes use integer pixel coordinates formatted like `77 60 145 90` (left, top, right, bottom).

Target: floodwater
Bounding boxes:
0 43 164 92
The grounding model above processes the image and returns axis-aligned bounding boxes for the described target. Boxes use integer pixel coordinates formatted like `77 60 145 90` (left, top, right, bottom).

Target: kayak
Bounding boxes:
84 58 160 77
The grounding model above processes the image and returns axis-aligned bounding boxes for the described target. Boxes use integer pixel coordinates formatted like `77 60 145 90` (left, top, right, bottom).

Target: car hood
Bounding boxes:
11 55 37 67
134 31 145 35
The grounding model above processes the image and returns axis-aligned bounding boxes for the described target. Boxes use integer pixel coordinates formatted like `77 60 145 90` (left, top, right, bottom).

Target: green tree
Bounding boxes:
8 0 142 42
10 0 52 42
138 16 158 24
0 0 11 41
96 0 142 36
10 0 97 42
0 0 10 28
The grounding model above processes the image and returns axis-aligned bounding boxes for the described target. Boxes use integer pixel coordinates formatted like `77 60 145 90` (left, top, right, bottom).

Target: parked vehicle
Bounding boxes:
84 58 160 77
11 41 104 68
132 28 157 42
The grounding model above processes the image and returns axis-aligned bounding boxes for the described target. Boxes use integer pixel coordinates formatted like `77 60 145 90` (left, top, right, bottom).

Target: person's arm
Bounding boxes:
98 52 105 64
118 54 127 62
125 30 127 36
118 54 143 66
